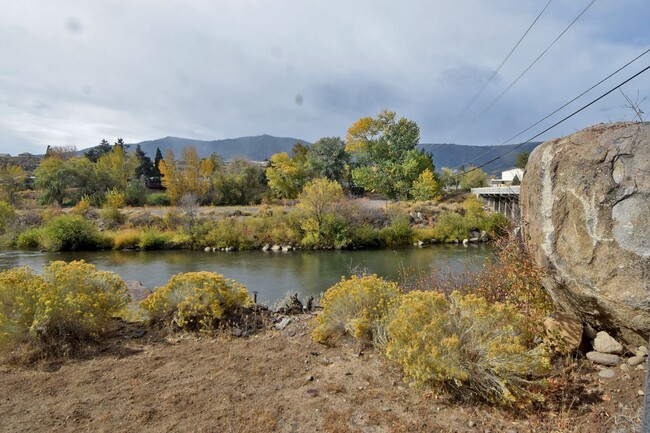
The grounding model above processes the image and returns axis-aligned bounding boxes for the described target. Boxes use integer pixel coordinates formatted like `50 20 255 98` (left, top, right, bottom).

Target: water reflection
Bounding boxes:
0 245 493 305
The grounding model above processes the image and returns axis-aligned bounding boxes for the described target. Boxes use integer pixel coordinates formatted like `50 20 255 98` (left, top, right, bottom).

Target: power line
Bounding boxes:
455 47 650 169
452 0 597 143
447 0 553 135
454 63 650 177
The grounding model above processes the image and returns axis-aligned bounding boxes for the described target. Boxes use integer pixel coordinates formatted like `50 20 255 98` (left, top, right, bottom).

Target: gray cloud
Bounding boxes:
0 0 648 155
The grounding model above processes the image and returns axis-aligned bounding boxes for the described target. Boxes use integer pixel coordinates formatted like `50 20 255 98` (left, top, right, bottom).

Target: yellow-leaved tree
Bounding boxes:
94 143 137 192
159 145 213 204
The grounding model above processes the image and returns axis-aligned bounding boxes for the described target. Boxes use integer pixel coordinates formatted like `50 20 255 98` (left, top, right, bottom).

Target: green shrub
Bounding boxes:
385 291 551 406
430 211 468 241
99 207 125 229
139 271 251 331
16 229 42 249
349 223 382 247
484 212 510 238
313 275 401 346
202 218 253 250
146 192 171 206
125 180 148 206
0 201 17 235
379 215 413 246
40 215 101 251
321 213 352 249
0 261 129 355
138 229 172 250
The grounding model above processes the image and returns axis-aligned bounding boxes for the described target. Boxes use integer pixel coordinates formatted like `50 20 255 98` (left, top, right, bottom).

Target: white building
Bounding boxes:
490 168 524 186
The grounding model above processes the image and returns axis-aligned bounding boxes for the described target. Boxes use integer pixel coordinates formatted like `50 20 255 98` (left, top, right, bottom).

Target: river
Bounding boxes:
0 245 493 306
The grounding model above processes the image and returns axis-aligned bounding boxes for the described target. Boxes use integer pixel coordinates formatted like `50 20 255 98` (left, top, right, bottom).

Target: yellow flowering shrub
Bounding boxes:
139 272 251 331
313 275 401 345
385 291 551 406
0 261 129 355
0 267 43 351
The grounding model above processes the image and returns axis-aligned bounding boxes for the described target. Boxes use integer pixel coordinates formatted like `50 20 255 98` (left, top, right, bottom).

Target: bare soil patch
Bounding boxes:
0 315 645 433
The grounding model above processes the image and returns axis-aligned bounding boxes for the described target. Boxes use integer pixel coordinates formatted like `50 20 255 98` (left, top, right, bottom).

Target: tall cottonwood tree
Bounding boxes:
159 145 213 204
346 110 434 199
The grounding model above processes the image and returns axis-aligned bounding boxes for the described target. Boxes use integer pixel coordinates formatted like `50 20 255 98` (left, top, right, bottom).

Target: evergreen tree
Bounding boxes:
85 139 112 162
134 144 154 179
153 147 163 178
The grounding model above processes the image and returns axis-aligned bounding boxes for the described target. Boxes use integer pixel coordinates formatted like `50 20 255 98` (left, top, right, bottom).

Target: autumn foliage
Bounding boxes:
0 261 129 356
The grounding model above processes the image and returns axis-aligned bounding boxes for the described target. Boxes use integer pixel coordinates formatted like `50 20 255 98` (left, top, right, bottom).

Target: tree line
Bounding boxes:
1 110 495 207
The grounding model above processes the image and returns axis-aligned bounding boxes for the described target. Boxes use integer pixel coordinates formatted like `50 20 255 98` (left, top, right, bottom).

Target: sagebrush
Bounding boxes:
140 271 251 331
0 261 129 356
385 291 551 406
312 275 401 346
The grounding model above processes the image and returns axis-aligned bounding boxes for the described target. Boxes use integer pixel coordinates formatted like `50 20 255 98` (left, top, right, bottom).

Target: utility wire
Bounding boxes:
448 0 553 135
455 47 650 169
453 63 650 177
452 0 597 143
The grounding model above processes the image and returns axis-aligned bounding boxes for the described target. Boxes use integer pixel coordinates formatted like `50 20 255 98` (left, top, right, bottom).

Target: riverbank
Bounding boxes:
0 314 643 433
3 195 509 253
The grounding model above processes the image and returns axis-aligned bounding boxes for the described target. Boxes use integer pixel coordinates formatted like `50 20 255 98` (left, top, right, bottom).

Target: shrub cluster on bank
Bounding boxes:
3 185 509 253
0 262 253 360
0 261 129 357
312 238 553 407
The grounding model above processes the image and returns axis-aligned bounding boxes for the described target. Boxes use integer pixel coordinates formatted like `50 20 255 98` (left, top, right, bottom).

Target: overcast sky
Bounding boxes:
1 0 648 155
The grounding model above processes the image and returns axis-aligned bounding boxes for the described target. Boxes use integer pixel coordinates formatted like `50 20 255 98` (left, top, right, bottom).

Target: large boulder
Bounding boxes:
521 122 650 348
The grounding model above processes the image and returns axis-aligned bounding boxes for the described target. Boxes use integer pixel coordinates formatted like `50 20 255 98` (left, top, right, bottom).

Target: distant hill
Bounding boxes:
422 142 541 174
132 135 311 162
79 134 541 174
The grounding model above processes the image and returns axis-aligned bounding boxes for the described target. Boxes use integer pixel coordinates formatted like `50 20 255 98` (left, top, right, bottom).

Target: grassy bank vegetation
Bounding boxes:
1 182 509 252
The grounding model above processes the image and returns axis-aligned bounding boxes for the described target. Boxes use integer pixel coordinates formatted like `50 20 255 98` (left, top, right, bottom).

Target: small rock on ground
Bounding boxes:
275 317 291 330
627 355 646 366
586 351 620 366
598 369 616 379
593 331 623 354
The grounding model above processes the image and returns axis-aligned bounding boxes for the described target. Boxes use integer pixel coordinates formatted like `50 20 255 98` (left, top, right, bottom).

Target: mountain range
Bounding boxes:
19 134 523 175
130 135 540 174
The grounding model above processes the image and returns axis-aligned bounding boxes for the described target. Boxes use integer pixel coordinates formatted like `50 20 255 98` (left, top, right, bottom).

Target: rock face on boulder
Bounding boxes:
521 122 650 347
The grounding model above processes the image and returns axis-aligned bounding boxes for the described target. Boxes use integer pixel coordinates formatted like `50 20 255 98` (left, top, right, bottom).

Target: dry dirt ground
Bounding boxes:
0 315 645 433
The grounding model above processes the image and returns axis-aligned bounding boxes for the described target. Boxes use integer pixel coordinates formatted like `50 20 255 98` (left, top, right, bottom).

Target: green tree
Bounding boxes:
134 144 154 179
306 137 350 185
266 149 310 199
34 157 68 205
515 152 529 169
95 143 137 193
410 169 442 201
459 166 489 190
440 167 460 190
85 139 112 162
211 158 267 205
0 165 26 204
346 110 434 199
297 178 344 244
153 147 164 178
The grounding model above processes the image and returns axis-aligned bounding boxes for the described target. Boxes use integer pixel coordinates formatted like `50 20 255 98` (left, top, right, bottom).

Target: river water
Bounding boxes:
0 245 493 305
